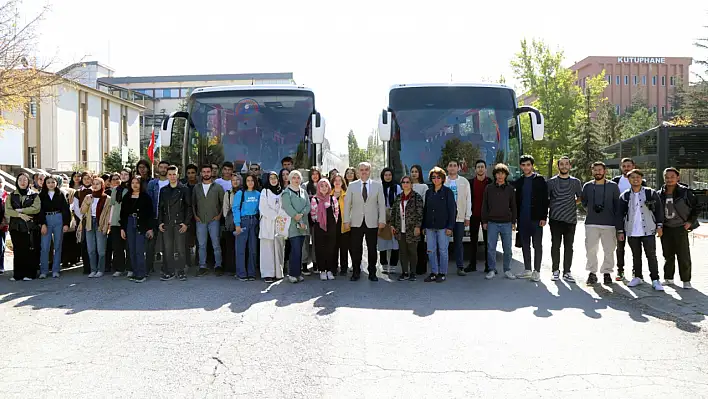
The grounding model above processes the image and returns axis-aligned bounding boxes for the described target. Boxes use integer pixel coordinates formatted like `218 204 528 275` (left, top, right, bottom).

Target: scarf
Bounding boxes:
264 171 282 195
400 190 412 216
15 172 30 196
380 168 397 207
314 179 333 232
92 189 107 220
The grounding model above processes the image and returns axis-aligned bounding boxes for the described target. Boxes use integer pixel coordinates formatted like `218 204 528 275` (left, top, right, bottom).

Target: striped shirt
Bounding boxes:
547 175 583 224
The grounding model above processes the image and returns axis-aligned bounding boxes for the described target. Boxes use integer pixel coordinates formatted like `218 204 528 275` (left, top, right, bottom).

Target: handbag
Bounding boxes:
274 192 291 238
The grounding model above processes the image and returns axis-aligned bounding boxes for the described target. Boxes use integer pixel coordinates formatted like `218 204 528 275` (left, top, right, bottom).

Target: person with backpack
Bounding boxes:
232 174 261 281
658 167 699 289
611 157 646 281
618 169 665 291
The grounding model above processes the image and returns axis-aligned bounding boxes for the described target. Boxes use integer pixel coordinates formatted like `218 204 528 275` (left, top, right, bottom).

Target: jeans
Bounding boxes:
126 216 146 278
550 220 576 274
520 223 543 272
426 229 449 274
487 222 513 272
40 212 64 275
85 217 107 273
197 220 222 268
236 215 259 278
661 226 692 282
452 221 465 269
628 235 660 281
288 235 305 277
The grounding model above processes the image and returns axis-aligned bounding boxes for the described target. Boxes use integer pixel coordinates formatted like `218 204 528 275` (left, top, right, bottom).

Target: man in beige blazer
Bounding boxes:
343 162 387 281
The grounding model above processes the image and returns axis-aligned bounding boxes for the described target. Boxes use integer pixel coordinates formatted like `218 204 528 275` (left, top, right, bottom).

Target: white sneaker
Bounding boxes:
23 277 32 281
39 274 47 279
664 279 674 285
289 276 298 283
10 277 16 281
683 282 693 289
516 270 533 279
113 272 122 277
627 277 643 287
485 271 495 280
320 272 327 281
552 271 560 281
652 280 665 291
126 271 134 278
52 273 60 278
326 271 335 280
504 271 517 279
95 272 103 278
531 271 540 282
88 272 96 278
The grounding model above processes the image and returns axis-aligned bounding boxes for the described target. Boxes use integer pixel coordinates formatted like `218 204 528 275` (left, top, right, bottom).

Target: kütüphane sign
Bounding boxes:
617 57 666 64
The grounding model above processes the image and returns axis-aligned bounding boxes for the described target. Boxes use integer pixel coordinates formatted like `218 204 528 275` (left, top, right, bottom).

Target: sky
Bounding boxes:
20 0 708 153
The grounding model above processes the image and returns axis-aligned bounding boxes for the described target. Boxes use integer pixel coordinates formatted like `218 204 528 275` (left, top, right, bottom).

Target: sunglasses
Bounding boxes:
401 180 411 184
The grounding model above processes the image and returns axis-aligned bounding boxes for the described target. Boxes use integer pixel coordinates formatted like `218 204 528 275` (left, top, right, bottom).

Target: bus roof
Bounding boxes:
192 84 314 95
389 83 514 91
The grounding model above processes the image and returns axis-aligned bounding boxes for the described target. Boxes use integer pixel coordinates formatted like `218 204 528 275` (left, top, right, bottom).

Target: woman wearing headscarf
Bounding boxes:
259 171 285 283
5 172 41 281
281 170 310 283
310 178 339 280
79 177 112 278
74 172 94 274
302 167 322 275
378 167 401 274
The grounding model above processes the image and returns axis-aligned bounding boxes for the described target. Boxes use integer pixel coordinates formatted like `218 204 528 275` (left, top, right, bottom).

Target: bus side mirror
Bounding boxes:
160 111 189 147
515 106 544 141
311 112 325 144
378 109 392 142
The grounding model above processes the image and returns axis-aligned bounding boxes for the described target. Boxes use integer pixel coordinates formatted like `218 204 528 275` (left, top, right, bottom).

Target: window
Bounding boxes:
661 106 665 116
652 76 657 86
29 99 37 118
162 89 172 98
28 147 37 168
180 88 190 97
652 106 657 113
607 75 612 84
670 76 676 86
616 75 620 85
121 105 128 146
642 75 646 85
633 75 638 85
624 75 629 85
661 76 666 86
615 104 621 115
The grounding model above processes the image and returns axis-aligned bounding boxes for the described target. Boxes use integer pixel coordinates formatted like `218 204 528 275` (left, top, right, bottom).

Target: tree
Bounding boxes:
0 1 67 124
438 138 480 173
103 147 139 173
596 102 622 146
511 39 583 177
618 103 657 140
569 73 608 182
347 129 366 167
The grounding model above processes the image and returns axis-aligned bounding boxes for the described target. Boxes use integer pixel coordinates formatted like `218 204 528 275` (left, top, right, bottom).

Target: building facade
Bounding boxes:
570 56 692 120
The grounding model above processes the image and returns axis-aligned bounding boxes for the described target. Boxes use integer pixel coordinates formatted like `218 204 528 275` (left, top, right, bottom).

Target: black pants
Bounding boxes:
82 239 91 274
379 250 399 266
661 226 692 282
627 235 660 281
105 228 113 272
313 224 337 273
616 237 626 273
10 229 39 280
550 220 576 274
416 240 427 274
350 222 378 276
161 224 187 275
469 216 488 270
110 226 127 272
221 230 236 274
335 230 350 273
520 225 543 272
398 234 418 274
145 219 159 273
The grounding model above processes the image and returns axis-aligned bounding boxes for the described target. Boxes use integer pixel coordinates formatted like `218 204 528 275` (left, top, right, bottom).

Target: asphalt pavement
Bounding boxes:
1 223 707 398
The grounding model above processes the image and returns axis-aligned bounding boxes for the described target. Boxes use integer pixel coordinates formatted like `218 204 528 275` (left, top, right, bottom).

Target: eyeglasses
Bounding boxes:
401 181 411 184
250 167 259 171
431 176 442 180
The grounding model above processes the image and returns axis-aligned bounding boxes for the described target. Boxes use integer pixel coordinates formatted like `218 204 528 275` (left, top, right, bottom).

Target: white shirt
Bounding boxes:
361 179 372 195
400 198 409 233
48 191 55 200
215 178 232 193
202 183 212 196
91 197 99 217
156 179 169 204
618 176 631 194
630 191 644 237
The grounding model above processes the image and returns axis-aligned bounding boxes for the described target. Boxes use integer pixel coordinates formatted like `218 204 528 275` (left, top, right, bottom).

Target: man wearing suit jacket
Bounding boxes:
343 162 387 281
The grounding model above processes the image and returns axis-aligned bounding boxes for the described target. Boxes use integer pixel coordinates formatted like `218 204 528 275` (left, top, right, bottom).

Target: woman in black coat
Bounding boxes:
38 176 71 278
120 176 154 283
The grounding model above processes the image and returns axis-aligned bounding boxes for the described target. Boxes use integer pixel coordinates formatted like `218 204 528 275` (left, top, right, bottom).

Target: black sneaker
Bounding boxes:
197 268 209 277
160 273 175 281
398 273 408 281
133 276 146 283
247 276 256 281
408 274 417 281
615 271 625 281
464 265 476 273
424 273 437 282
215 268 224 277
339 269 348 276
586 273 598 285
603 273 613 285
264 277 275 284
381 264 389 275
436 273 446 283
178 273 187 281
238 277 248 282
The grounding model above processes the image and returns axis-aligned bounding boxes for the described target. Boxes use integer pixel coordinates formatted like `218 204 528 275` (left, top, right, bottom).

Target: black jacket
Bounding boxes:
658 184 699 225
512 173 549 222
37 190 71 226
158 183 193 226
120 193 154 234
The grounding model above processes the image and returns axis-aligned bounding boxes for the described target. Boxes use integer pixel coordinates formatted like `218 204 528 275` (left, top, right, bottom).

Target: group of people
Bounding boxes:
0 154 699 291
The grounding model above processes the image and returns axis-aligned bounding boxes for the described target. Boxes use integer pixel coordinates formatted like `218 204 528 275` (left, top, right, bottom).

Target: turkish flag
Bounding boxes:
147 128 155 163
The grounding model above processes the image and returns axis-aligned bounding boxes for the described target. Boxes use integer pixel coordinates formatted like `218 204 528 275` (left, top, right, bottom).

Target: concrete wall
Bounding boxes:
109 102 121 150
87 95 102 167
56 87 79 168
40 92 56 168
127 108 140 156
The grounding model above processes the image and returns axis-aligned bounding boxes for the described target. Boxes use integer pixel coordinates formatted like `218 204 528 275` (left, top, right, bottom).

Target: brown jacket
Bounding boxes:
79 194 112 235
390 191 424 244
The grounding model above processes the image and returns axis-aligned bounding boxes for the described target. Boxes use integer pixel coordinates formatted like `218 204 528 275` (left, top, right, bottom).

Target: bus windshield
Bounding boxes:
389 86 521 181
187 90 314 172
